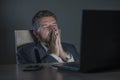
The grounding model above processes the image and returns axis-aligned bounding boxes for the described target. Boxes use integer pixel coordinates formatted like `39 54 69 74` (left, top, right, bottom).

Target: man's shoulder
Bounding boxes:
17 42 39 51
61 42 76 50
18 42 35 48
62 42 74 47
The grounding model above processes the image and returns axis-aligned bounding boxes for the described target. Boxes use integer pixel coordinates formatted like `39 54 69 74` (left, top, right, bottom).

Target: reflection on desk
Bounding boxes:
0 64 120 80
17 64 62 80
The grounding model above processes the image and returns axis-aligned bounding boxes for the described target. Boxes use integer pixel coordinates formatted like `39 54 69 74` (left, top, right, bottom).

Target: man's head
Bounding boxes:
32 10 59 43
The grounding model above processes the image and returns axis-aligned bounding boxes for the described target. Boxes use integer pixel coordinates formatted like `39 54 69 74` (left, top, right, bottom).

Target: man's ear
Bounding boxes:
32 31 39 38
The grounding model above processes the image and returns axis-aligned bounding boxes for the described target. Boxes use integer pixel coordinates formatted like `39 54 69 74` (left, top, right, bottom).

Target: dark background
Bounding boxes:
0 0 120 64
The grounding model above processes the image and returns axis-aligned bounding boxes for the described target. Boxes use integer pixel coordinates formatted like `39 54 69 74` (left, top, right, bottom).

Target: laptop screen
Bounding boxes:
80 10 120 72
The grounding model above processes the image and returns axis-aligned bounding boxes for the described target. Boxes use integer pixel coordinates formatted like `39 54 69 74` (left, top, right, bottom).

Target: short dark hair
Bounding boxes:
32 10 57 30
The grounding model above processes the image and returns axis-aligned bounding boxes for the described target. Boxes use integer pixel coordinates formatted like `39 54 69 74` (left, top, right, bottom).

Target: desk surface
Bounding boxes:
0 64 120 80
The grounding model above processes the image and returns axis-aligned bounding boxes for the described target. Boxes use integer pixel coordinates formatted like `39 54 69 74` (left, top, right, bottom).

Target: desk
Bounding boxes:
0 64 120 80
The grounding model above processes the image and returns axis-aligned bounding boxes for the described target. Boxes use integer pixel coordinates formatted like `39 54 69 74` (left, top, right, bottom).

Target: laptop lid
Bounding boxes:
80 10 120 72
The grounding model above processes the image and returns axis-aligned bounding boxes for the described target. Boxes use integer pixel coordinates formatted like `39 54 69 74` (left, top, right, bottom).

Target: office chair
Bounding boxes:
15 30 34 47
15 30 41 64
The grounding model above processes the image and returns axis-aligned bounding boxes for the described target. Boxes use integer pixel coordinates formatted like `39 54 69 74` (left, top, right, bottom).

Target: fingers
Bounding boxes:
49 28 61 45
50 26 58 35
52 30 56 42
49 30 56 45
49 29 59 56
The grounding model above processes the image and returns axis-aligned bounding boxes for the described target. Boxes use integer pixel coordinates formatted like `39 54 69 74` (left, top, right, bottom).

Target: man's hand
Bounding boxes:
49 29 59 56
57 29 68 59
49 27 68 59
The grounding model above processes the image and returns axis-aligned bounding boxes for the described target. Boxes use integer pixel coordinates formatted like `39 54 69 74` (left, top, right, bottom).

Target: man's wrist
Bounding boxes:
62 51 75 62
60 51 68 59
49 50 59 56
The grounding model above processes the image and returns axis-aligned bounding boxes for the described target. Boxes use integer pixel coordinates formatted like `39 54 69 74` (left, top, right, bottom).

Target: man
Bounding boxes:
17 10 80 64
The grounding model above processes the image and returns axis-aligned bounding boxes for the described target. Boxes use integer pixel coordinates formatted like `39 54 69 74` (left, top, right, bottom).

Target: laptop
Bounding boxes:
80 10 120 72
52 10 120 73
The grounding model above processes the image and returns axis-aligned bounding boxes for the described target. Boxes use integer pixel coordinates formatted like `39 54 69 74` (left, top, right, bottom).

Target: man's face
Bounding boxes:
37 16 58 43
